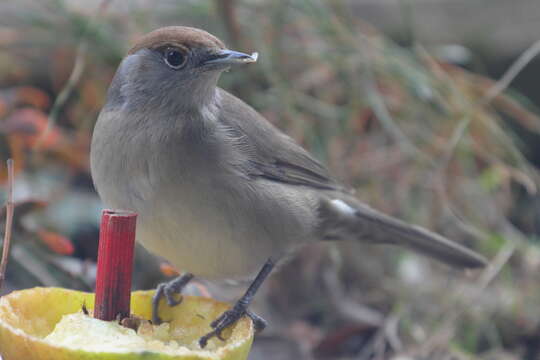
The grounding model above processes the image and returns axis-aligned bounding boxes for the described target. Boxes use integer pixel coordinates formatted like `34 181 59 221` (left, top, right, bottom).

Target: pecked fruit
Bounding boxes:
0 287 253 360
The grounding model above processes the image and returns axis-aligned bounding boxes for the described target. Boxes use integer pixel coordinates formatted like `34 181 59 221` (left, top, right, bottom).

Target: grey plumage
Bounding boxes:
90 26 486 283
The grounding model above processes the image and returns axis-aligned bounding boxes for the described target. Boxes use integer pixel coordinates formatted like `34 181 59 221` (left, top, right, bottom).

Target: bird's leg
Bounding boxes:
152 272 194 324
199 258 275 348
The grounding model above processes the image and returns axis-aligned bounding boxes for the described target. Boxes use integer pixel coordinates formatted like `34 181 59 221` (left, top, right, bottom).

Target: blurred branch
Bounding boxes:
437 39 540 175
317 3 431 162
34 0 113 151
423 39 540 239
482 39 540 105
0 159 14 292
363 72 424 159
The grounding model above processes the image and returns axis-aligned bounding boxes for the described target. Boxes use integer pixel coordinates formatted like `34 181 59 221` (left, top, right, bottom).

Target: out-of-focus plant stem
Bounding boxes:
0 159 14 292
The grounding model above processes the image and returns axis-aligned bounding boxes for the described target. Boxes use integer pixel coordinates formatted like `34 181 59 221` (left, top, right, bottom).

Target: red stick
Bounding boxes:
94 209 137 321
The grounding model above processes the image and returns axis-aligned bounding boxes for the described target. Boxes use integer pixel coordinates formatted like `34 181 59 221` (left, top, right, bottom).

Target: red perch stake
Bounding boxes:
94 209 138 321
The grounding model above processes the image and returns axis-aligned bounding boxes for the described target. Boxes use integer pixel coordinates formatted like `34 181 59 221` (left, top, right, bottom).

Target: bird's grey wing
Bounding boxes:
217 89 486 269
218 89 350 192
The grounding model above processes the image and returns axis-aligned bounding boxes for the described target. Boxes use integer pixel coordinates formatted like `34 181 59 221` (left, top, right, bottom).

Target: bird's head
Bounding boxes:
107 26 257 112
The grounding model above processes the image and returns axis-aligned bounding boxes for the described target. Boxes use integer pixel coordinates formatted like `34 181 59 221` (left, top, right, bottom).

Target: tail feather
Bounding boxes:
318 198 487 268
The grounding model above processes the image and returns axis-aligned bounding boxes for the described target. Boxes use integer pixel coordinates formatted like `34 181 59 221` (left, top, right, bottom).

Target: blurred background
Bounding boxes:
1 0 540 359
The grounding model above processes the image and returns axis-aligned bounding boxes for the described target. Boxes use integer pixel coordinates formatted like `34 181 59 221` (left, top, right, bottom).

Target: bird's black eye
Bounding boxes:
163 47 186 69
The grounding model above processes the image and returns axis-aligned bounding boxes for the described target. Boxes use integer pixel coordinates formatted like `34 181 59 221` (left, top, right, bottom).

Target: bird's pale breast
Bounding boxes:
91 110 318 279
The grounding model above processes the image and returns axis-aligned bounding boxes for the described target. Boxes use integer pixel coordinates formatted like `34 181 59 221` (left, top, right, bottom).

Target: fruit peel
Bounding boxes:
0 287 253 360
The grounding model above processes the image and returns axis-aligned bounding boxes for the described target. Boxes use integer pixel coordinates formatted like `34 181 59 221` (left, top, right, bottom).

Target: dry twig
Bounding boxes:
429 38 540 253
482 39 540 105
437 38 540 178
0 159 15 292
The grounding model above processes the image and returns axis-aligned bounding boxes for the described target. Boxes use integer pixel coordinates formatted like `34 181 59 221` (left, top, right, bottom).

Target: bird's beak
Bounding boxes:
203 49 258 67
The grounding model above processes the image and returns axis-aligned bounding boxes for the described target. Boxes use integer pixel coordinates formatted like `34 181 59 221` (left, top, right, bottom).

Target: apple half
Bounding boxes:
0 287 253 360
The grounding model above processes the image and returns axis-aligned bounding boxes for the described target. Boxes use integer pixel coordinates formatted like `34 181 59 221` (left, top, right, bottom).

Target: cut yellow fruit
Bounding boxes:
0 287 253 360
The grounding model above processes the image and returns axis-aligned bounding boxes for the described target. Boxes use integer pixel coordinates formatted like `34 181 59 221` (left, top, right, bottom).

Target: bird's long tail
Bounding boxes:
318 198 487 268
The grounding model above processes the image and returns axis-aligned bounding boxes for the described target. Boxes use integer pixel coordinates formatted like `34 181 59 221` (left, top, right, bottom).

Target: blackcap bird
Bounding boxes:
90 26 486 347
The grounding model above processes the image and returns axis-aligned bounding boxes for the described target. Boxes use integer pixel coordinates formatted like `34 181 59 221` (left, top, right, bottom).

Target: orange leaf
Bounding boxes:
159 263 180 277
37 230 74 255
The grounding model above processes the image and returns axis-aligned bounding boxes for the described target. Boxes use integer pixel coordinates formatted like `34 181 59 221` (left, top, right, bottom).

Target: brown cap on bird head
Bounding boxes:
128 26 226 55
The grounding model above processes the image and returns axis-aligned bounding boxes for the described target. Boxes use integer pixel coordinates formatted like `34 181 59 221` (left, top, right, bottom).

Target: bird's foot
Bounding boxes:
152 272 194 324
199 300 266 348
198 258 275 348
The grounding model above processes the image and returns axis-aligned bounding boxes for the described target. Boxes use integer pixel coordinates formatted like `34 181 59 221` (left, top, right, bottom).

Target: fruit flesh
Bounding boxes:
45 313 212 354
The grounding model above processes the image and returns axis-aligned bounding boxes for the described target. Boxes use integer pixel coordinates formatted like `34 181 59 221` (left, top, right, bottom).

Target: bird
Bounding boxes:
90 26 487 348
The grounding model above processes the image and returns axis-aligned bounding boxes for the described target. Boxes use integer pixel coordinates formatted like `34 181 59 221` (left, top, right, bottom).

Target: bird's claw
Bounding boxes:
152 272 194 324
246 309 267 332
199 304 266 348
